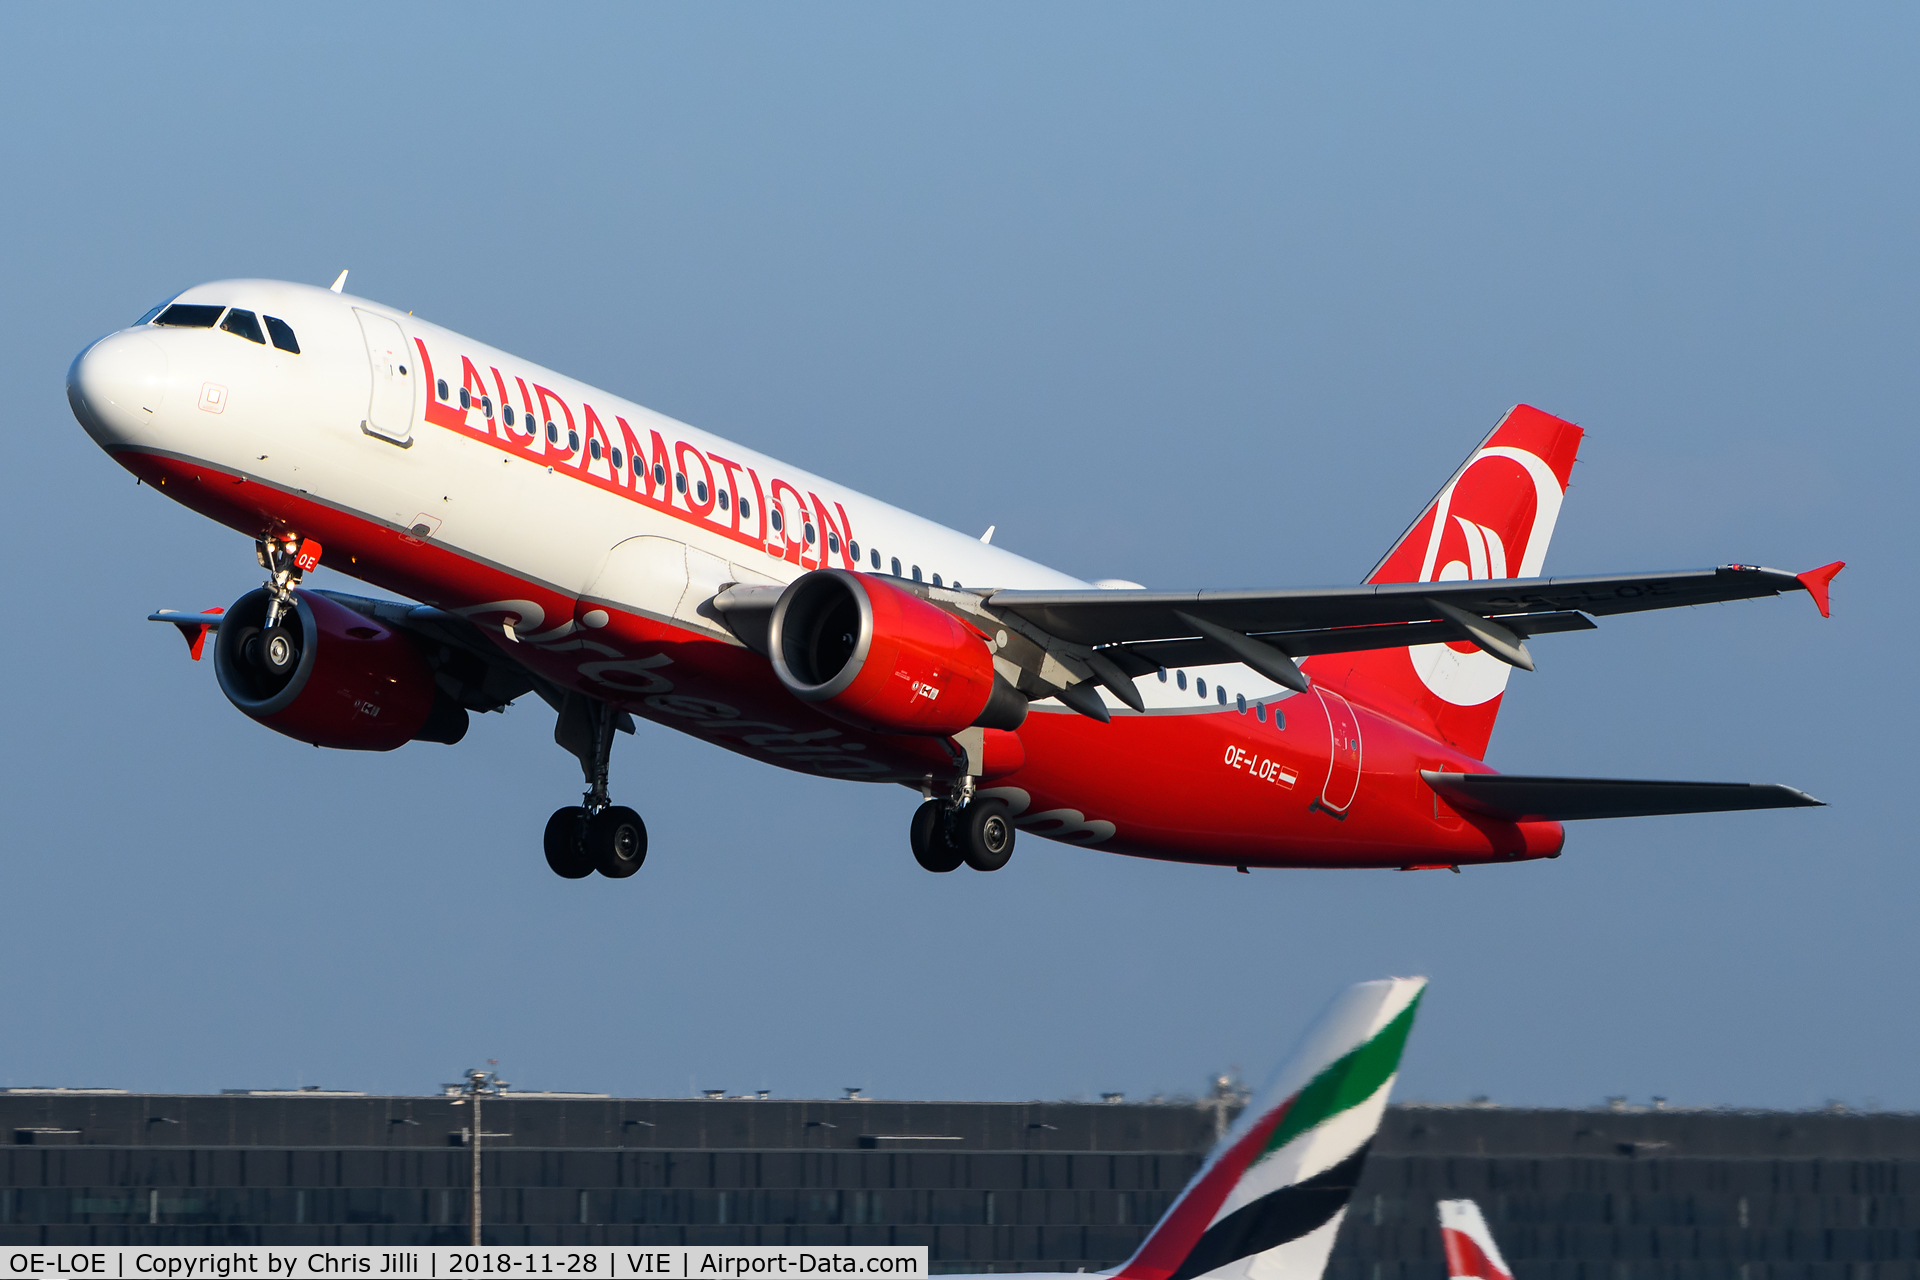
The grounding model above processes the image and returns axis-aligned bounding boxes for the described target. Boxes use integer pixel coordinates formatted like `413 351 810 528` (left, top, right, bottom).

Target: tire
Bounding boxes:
589 806 648 878
260 624 300 678
543 806 593 879
960 798 1015 872
909 799 964 873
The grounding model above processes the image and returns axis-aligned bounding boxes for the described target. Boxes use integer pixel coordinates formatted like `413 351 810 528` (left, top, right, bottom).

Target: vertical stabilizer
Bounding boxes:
1304 405 1583 758
1113 978 1427 1280
1438 1199 1513 1280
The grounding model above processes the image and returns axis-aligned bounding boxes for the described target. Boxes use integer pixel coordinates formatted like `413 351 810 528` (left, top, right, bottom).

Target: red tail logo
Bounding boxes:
1308 405 1583 759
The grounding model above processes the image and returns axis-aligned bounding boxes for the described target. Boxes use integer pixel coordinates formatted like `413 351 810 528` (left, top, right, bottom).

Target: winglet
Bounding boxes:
1796 561 1844 618
150 608 225 661
329 270 349 294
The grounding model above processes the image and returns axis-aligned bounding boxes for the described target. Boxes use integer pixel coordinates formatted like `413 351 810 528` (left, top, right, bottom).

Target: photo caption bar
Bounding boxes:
0 1247 926 1280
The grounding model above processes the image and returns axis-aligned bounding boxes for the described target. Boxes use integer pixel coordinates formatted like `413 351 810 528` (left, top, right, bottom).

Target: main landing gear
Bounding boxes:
545 696 647 880
911 784 1016 874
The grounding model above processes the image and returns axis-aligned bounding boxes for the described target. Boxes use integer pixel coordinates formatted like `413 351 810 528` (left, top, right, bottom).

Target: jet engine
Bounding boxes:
213 588 469 750
769 569 1026 735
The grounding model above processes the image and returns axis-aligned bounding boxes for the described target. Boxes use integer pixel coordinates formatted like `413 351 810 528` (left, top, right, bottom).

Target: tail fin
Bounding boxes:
1438 1200 1514 1280
1113 978 1426 1280
1305 405 1583 759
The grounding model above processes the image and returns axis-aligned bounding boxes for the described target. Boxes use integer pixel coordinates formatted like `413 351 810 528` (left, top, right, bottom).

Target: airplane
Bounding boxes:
1438 1199 1515 1280
67 277 1841 880
958 976 1425 1280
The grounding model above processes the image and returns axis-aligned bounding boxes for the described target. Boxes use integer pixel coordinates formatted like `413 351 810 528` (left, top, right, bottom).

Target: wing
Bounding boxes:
980 563 1838 702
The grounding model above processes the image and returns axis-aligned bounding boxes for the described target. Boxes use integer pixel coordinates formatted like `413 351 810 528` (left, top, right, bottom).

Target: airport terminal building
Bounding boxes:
3 1089 1916 1278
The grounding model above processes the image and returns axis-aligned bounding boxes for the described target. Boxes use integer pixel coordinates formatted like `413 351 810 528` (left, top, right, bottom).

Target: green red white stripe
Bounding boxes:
1115 977 1426 1280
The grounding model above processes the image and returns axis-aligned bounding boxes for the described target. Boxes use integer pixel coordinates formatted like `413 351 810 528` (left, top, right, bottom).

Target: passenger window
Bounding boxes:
1197 678 1207 699
891 557 901 576
696 480 709 503
612 448 624 469
1157 668 1168 683
1255 702 1266 722
547 422 559 444
1218 687 1227 706
675 472 687 494
871 549 881 569
1236 694 1246 713
654 463 667 488
719 491 731 511
739 497 752 519
828 533 840 555
459 387 471 409
911 565 922 582
437 379 449 401
220 309 267 344
803 522 816 544
590 438 603 461
503 405 515 426
1273 710 1286 731
932 573 942 586
568 430 580 451
481 396 493 418
1176 671 1187 690
263 315 300 353
155 303 224 328
771 509 784 533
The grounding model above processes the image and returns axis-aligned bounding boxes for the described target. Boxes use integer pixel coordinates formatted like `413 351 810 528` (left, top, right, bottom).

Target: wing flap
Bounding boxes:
1421 770 1824 822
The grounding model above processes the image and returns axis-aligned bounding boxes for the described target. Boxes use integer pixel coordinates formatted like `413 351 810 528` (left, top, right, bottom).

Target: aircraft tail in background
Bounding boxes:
1438 1198 1515 1280
1108 978 1426 1280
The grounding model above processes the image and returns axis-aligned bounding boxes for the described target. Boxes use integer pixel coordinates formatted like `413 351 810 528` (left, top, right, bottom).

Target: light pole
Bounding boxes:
450 1064 509 1246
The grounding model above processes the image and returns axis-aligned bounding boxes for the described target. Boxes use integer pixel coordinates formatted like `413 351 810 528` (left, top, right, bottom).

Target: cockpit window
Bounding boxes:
137 303 169 325
264 316 300 354
220 309 266 344
154 304 225 328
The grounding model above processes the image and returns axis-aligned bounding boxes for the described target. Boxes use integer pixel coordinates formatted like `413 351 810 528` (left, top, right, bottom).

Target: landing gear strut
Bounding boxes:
910 789 1015 873
546 697 647 880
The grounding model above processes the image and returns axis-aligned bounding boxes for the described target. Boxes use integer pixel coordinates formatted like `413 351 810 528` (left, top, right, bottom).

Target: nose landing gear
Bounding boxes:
545 695 648 880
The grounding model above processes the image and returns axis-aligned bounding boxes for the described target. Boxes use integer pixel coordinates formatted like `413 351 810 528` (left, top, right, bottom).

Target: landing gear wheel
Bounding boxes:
588 806 648 878
543 806 593 879
960 798 1015 871
910 799 964 873
260 624 300 678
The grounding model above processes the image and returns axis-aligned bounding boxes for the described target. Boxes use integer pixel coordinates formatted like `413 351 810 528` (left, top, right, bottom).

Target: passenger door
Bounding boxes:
354 309 415 444
1316 687 1363 814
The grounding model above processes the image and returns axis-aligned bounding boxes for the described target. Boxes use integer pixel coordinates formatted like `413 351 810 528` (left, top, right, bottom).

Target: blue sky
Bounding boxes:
0 4 1911 1108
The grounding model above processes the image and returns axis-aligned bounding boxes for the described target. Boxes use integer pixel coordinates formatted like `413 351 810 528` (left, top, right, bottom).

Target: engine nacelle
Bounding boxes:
769 569 1022 736
213 588 468 750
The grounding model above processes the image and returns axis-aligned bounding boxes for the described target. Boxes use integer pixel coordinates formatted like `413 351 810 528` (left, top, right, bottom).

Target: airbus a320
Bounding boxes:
67 277 1841 880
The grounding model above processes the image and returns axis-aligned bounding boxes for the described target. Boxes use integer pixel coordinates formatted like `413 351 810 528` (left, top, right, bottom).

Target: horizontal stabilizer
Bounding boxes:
1421 771 1824 822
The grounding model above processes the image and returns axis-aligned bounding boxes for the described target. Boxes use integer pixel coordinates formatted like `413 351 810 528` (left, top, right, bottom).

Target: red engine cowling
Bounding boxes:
213 588 467 750
769 569 1021 735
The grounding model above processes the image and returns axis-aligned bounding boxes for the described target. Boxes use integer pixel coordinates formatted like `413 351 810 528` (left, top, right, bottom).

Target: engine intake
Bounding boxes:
769 569 1022 735
214 588 467 750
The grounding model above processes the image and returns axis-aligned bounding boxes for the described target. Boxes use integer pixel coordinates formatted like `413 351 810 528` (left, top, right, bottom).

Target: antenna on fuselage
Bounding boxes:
329 270 349 293
980 525 995 544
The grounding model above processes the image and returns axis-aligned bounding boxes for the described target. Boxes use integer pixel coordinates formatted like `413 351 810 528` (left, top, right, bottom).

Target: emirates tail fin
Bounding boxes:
1112 978 1426 1280
1304 405 1584 758
1438 1199 1514 1280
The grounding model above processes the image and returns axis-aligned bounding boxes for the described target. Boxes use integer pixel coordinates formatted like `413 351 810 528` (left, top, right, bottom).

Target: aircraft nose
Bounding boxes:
68 330 169 444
